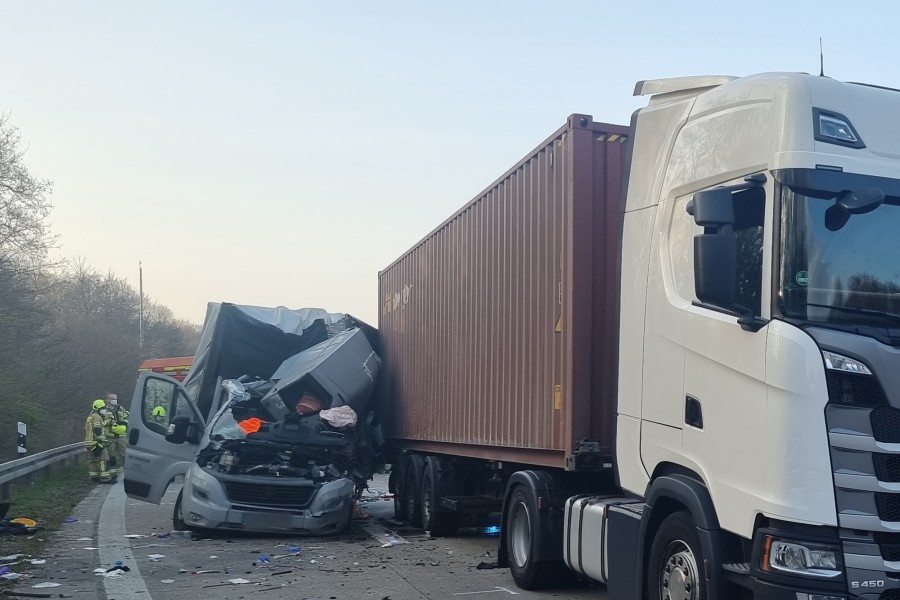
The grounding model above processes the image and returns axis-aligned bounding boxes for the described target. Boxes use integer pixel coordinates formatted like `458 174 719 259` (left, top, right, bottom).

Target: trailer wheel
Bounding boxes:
404 464 423 527
505 485 557 589
390 460 405 520
421 457 459 536
647 511 707 600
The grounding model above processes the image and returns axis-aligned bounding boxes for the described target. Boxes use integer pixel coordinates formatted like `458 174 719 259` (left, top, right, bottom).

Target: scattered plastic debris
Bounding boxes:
28 559 46 565
124 534 147 539
32 582 62 588
379 534 409 547
229 578 250 584
1 572 21 580
0 566 12 576
476 561 498 570
287 546 301 553
106 565 130 573
0 553 26 561
147 554 165 561
156 532 171 539
161 579 175 584
63 517 77 523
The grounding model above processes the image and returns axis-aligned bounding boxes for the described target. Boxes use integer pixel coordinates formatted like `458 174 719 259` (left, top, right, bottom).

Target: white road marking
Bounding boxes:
453 587 519 595
98 480 152 599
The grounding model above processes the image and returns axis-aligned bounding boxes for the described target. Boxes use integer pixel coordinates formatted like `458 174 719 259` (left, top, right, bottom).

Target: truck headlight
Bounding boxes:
762 536 841 578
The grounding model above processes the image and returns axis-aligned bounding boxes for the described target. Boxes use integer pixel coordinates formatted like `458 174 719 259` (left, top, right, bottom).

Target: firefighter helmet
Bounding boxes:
92 398 106 411
151 405 166 417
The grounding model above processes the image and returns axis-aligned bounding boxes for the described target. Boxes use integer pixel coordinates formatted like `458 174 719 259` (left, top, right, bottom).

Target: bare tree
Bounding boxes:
0 112 54 277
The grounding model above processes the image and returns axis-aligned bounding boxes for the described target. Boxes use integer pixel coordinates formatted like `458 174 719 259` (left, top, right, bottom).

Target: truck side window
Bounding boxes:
670 182 766 314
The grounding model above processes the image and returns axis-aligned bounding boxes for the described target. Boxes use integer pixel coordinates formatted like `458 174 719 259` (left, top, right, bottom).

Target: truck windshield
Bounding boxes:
779 179 900 328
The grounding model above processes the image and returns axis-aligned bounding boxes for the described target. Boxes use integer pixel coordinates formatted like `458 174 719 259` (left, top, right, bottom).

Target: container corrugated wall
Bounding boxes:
378 115 629 469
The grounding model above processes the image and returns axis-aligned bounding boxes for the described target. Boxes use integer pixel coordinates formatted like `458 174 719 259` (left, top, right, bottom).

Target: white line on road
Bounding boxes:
453 587 519 595
98 480 152 599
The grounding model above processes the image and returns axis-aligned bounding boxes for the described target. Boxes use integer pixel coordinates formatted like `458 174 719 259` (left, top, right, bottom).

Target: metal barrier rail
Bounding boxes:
0 443 84 500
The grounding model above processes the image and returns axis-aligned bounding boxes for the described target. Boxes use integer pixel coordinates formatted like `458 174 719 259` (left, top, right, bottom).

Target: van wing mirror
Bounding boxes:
165 416 200 445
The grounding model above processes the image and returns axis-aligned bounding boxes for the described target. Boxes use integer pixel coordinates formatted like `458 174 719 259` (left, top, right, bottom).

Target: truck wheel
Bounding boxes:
505 485 557 589
405 466 423 527
390 460 405 520
421 457 459 536
647 511 707 600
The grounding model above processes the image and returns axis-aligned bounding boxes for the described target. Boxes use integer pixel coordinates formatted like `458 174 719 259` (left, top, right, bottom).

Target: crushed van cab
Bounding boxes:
123 303 381 535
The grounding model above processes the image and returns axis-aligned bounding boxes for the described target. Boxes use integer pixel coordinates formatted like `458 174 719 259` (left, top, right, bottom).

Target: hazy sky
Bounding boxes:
3 1 898 326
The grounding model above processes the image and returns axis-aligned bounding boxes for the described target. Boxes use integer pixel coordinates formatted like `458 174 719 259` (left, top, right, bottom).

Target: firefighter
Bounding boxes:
84 398 115 483
105 393 128 474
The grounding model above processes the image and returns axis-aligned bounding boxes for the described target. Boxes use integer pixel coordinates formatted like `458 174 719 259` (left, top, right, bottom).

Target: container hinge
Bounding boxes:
566 439 610 471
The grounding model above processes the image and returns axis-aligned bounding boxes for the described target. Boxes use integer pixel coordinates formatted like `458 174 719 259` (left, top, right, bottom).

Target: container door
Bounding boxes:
123 372 206 504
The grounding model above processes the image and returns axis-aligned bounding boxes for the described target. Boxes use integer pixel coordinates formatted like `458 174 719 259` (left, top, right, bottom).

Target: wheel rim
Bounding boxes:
509 501 531 568
658 540 700 600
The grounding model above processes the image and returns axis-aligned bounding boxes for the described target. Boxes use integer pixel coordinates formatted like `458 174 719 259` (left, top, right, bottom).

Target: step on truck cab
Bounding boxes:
379 72 900 600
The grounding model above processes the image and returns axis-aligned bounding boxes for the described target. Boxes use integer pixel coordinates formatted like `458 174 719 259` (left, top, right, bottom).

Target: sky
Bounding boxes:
3 1 899 327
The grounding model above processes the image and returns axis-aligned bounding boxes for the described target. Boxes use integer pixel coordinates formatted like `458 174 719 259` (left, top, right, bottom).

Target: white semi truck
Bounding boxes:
378 72 900 599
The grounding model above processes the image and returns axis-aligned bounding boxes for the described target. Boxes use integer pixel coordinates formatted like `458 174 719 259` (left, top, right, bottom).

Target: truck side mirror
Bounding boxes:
688 188 735 227
690 187 737 307
694 233 736 306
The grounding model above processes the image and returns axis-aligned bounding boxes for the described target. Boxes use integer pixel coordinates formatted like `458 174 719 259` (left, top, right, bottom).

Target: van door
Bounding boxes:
123 372 206 504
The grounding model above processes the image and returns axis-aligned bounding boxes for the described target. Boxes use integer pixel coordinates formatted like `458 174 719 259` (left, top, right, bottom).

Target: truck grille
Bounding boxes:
827 371 887 408
871 407 900 443
875 493 900 523
874 533 900 562
879 590 900 600
224 482 316 510
874 454 900 483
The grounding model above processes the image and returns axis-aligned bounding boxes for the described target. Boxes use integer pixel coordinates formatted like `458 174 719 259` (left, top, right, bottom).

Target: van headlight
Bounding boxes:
761 536 841 578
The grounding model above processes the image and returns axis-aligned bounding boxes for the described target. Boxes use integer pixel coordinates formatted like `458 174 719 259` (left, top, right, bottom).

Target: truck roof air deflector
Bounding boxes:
633 75 736 97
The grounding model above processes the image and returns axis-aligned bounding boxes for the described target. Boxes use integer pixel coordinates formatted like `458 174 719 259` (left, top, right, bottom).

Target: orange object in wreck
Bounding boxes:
238 417 265 434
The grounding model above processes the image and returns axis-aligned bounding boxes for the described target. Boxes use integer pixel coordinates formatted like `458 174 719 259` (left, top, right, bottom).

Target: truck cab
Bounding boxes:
619 72 900 599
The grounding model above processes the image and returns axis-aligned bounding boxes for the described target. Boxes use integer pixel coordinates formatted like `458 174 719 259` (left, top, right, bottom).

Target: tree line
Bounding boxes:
0 113 200 460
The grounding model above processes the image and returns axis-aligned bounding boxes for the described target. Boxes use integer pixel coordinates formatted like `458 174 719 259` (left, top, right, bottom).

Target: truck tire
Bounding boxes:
505 484 560 589
647 511 707 600
405 462 423 527
390 459 405 520
421 456 459 536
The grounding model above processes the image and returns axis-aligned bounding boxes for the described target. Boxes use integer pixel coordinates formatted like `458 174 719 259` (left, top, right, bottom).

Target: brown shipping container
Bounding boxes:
378 114 629 470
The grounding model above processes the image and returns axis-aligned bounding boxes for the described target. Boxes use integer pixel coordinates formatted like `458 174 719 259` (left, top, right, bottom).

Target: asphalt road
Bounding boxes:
2 474 609 599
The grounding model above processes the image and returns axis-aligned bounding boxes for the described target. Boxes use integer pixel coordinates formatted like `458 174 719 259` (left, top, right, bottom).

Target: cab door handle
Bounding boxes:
685 396 703 429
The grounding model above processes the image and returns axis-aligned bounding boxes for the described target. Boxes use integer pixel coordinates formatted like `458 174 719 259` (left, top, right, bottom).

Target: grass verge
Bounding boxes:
0 460 98 559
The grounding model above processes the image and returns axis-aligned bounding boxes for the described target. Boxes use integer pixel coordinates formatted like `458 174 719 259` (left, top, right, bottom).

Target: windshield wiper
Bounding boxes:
805 302 900 325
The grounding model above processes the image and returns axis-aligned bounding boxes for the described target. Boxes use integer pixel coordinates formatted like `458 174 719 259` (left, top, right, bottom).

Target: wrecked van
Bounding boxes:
123 303 381 535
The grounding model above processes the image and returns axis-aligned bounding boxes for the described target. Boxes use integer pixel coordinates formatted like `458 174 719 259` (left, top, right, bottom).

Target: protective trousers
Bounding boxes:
85 412 113 482
109 436 126 474
107 406 129 474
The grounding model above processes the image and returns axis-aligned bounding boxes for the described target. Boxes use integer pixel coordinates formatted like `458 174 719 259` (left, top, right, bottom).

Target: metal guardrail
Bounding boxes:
0 443 84 500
